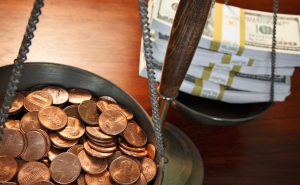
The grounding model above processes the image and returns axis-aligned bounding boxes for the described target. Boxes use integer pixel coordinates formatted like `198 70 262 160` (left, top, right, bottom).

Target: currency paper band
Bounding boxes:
221 54 254 66
210 3 245 55
201 67 235 87
192 78 225 100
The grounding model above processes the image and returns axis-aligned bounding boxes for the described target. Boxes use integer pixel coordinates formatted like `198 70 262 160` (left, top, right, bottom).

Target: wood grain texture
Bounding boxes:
158 0 213 98
0 0 300 185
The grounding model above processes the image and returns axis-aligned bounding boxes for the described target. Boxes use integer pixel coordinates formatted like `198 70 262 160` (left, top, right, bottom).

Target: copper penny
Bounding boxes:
98 110 127 136
118 137 146 152
122 120 147 147
78 100 99 125
42 86 69 105
83 142 114 158
119 146 147 158
4 120 21 130
85 126 114 141
132 173 147 185
40 158 50 167
96 99 115 112
18 161 50 185
50 152 81 184
78 150 108 175
57 117 85 140
67 144 84 156
63 105 80 119
140 157 157 183
20 111 47 133
38 106 68 130
87 140 117 153
0 128 25 158
109 156 140 185
107 104 133 120
146 144 156 160
108 151 123 166
88 138 117 148
85 133 116 145
0 155 18 182
68 88 92 104
98 95 117 104
0 92 24 115
84 171 114 185
30 181 55 185
77 173 86 185
47 147 64 161
35 129 51 158
21 130 47 161
23 90 52 112
48 131 79 148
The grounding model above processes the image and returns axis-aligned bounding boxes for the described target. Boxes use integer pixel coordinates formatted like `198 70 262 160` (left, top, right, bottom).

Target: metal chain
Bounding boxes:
270 0 279 103
137 0 165 159
0 0 44 140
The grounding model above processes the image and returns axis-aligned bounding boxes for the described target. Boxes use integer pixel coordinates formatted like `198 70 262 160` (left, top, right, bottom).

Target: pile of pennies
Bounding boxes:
0 85 158 185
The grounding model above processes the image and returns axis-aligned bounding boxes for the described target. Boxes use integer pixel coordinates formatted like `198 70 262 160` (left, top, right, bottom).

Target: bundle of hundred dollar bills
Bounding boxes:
138 0 298 103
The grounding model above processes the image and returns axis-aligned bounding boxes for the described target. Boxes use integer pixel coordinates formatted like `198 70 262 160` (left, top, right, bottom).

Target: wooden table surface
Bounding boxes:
0 0 300 184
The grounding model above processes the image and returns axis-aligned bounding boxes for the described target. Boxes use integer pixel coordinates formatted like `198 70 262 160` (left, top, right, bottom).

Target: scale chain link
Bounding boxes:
0 0 44 140
137 0 165 159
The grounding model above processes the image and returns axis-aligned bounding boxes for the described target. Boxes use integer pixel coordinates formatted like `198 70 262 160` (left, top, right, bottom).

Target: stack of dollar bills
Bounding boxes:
139 0 299 103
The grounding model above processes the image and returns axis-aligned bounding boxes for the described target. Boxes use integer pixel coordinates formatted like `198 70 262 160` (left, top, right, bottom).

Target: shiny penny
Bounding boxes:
132 173 147 185
18 161 50 185
146 144 156 160
49 131 79 148
98 95 117 103
4 120 21 130
119 146 147 158
35 129 51 158
20 111 47 133
108 151 123 166
0 92 24 115
63 105 80 119
78 150 108 174
84 170 114 185
23 90 52 112
38 106 68 130
109 156 140 185
118 137 146 152
0 155 18 183
85 126 114 141
98 110 127 136
47 147 64 161
78 100 99 125
42 86 69 105
96 99 115 112
122 120 147 147
107 104 133 120
84 142 114 158
50 152 81 184
21 130 47 161
0 128 25 158
140 157 157 183
67 144 84 156
57 117 85 140
85 132 116 145
68 88 92 104
87 140 117 153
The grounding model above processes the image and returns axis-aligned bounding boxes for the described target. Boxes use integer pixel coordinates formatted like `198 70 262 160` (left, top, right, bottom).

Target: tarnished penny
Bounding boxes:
98 96 117 104
0 93 24 115
78 100 99 125
83 142 114 158
85 126 114 141
38 106 68 130
67 144 84 156
20 111 47 132
118 137 146 152
96 99 115 112
0 155 18 182
18 161 50 185
47 147 64 161
63 105 80 119
122 120 147 147
87 140 117 153
57 117 85 140
0 128 25 158
77 173 86 185
50 152 81 184
140 157 157 183
98 110 127 135
30 181 55 185
107 104 133 120
68 88 92 104
21 130 47 161
133 173 147 185
146 144 156 160
4 120 21 130
23 90 52 112
108 151 123 166
119 146 147 158
84 171 114 185
78 150 108 174
42 86 69 105
49 131 79 148
109 156 140 185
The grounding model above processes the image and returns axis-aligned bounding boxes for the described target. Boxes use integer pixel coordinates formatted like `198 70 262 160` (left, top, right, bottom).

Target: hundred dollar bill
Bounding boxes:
139 49 290 103
151 0 300 62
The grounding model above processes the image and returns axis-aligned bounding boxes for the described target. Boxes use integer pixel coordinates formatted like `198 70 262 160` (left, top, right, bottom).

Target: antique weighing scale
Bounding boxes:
0 0 279 184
